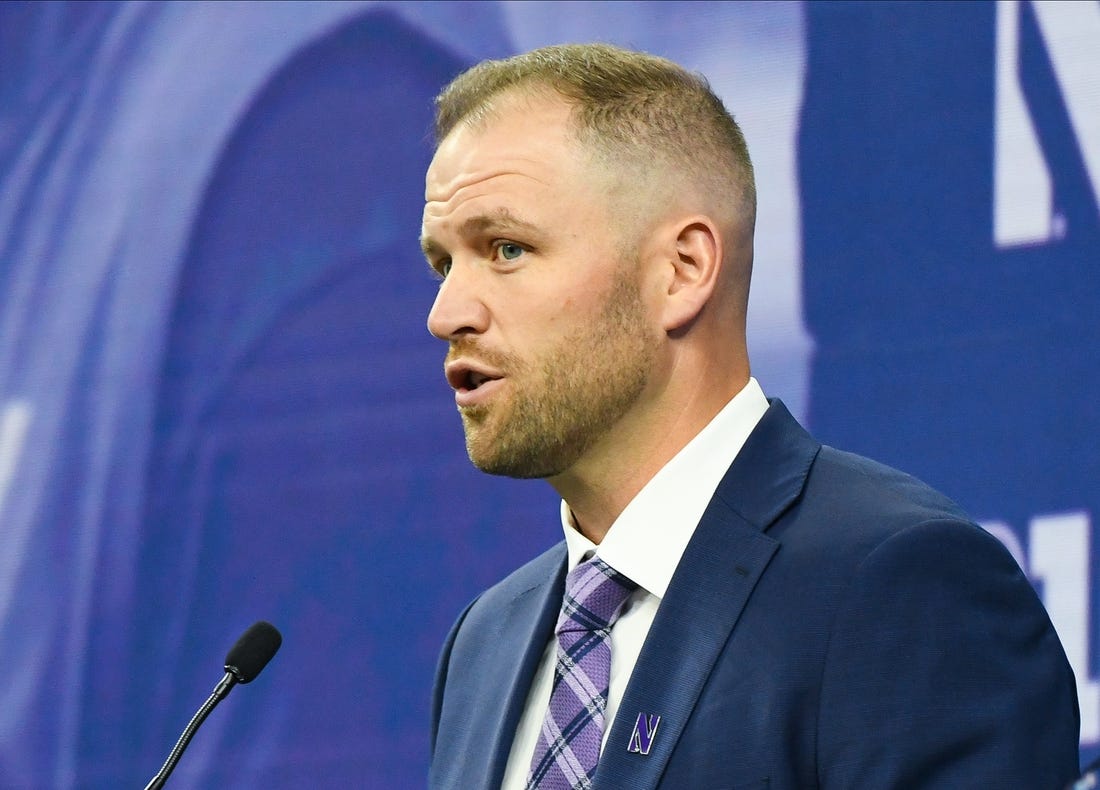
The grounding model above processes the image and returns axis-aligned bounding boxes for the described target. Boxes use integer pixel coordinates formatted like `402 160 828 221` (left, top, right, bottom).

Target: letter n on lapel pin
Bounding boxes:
627 712 661 755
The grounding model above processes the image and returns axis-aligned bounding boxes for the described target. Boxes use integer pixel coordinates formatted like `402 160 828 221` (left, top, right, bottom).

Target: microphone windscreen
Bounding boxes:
224 621 282 683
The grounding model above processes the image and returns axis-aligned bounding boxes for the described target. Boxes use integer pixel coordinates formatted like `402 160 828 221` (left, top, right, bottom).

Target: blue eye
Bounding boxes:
438 258 452 278
498 242 524 261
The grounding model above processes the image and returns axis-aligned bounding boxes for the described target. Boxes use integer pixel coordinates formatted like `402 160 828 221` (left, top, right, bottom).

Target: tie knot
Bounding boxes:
557 556 638 635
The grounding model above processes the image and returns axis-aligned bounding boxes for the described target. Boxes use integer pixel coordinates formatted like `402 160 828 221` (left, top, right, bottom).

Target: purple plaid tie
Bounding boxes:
527 556 638 790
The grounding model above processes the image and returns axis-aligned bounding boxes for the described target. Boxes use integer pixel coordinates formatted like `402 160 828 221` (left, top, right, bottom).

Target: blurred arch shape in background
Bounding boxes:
1 0 1099 786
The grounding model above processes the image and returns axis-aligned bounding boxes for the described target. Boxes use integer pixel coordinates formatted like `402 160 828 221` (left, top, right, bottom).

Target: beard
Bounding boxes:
454 262 656 479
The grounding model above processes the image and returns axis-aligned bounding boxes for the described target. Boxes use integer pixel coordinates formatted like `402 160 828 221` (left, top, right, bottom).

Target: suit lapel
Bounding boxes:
479 549 567 789
594 401 819 788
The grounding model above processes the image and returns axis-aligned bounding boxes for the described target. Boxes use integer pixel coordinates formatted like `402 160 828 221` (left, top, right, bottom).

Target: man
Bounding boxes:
421 43 1079 789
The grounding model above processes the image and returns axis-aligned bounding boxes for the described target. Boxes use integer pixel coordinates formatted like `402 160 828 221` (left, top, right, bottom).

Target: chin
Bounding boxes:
467 443 560 480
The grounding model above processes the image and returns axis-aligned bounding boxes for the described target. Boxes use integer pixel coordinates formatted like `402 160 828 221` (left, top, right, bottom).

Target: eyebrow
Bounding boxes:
420 208 541 261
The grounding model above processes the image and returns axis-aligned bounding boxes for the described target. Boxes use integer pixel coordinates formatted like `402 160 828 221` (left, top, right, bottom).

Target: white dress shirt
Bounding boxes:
500 378 769 790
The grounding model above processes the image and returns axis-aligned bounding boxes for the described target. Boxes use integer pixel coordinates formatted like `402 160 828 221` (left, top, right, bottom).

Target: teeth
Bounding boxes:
469 372 489 389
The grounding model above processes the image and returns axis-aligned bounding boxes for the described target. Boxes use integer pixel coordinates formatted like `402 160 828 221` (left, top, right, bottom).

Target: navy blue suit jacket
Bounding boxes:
430 402 1080 788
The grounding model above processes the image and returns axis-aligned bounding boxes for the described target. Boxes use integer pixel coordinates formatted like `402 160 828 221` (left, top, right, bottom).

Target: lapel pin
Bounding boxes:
627 712 661 755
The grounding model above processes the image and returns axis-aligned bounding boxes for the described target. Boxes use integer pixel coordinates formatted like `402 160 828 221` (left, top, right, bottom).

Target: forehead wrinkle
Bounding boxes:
425 164 551 205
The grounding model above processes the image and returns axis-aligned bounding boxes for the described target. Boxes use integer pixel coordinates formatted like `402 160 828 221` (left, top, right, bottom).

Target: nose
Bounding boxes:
427 261 490 340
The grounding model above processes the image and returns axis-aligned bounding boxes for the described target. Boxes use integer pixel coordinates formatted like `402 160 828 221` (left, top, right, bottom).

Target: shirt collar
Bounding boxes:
560 377 769 598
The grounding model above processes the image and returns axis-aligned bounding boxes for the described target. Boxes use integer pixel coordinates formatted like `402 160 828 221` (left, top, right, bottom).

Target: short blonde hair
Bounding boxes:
434 43 756 231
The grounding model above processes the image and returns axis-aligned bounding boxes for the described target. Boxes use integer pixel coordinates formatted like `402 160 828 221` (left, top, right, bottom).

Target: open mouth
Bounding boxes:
446 361 504 394
466 370 496 391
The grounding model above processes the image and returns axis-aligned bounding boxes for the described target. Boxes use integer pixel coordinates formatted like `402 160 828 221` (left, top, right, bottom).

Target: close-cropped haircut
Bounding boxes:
433 43 756 227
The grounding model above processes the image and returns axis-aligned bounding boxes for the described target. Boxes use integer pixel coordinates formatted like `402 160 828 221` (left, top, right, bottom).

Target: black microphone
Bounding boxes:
143 621 282 790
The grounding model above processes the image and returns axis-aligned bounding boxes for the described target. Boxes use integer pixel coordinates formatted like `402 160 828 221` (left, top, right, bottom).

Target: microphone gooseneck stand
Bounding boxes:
142 671 238 790
140 620 281 789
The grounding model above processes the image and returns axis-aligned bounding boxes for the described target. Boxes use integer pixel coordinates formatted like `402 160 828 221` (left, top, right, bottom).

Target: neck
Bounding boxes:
551 368 750 544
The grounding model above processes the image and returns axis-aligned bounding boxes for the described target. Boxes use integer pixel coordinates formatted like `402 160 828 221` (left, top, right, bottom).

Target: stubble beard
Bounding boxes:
459 263 655 479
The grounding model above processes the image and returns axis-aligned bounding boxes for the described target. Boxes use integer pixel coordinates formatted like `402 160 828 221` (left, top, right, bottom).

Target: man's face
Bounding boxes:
421 94 658 479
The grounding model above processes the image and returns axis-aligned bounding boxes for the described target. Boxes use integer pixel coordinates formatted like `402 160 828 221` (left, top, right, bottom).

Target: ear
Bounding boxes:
658 216 722 332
